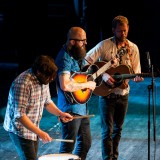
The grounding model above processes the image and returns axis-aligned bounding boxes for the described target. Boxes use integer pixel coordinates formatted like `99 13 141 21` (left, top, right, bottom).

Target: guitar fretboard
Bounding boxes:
92 61 112 80
92 49 127 80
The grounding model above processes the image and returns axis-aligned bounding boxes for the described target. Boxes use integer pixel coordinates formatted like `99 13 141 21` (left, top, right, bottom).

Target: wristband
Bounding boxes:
102 73 110 82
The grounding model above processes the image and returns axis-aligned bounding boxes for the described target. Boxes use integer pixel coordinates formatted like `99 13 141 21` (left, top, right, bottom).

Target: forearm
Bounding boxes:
18 115 42 135
18 114 53 143
64 81 89 92
59 73 90 92
46 102 73 123
45 101 63 116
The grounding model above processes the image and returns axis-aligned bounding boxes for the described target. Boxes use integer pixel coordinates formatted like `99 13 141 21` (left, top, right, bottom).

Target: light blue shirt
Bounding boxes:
55 45 87 116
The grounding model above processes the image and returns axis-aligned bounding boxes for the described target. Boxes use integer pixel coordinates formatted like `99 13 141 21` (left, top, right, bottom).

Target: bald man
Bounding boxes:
55 27 96 160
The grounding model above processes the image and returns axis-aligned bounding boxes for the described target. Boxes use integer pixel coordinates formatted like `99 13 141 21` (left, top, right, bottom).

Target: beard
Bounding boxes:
69 45 86 61
115 35 126 43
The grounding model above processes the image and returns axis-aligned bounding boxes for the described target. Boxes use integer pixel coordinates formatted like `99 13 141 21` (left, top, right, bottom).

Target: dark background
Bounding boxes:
0 0 160 112
0 0 160 69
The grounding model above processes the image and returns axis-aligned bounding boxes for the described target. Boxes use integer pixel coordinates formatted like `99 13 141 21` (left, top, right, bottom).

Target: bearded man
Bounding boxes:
55 27 96 160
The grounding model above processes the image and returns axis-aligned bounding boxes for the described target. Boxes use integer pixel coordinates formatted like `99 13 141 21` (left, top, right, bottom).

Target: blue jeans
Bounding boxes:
9 132 38 160
59 117 91 160
99 94 128 160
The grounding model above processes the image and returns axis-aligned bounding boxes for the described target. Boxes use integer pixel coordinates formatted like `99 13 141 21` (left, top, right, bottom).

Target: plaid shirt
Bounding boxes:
3 68 52 141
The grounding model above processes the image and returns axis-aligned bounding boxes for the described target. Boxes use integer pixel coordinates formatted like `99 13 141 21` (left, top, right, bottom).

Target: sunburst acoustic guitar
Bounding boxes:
64 61 112 104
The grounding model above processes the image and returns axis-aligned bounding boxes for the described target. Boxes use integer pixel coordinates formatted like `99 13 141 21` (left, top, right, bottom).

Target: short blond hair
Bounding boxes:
112 15 129 28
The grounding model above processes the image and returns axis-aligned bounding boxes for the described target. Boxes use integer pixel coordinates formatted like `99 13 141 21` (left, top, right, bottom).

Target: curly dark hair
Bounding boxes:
32 55 58 81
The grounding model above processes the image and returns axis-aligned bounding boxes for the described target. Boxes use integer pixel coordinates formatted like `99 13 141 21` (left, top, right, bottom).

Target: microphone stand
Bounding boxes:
147 64 156 160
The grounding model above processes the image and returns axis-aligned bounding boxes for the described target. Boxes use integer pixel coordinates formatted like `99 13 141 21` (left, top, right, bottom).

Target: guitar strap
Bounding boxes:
78 60 83 71
116 39 133 72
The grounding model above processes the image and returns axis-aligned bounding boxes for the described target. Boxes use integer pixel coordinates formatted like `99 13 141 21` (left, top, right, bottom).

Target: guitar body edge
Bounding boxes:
93 64 132 96
93 82 113 96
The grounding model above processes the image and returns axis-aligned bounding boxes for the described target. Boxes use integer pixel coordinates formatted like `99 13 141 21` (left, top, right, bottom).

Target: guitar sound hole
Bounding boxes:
85 64 98 74
95 76 102 86
82 88 87 92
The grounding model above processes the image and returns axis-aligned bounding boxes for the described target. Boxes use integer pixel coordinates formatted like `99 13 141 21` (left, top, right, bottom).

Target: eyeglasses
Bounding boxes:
69 39 87 43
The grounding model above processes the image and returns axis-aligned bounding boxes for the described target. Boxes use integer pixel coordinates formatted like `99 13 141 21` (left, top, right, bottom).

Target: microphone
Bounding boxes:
146 51 151 69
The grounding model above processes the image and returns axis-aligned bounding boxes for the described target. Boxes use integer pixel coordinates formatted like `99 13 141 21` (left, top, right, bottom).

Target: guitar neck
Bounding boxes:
92 61 112 80
112 73 151 80
91 50 127 81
